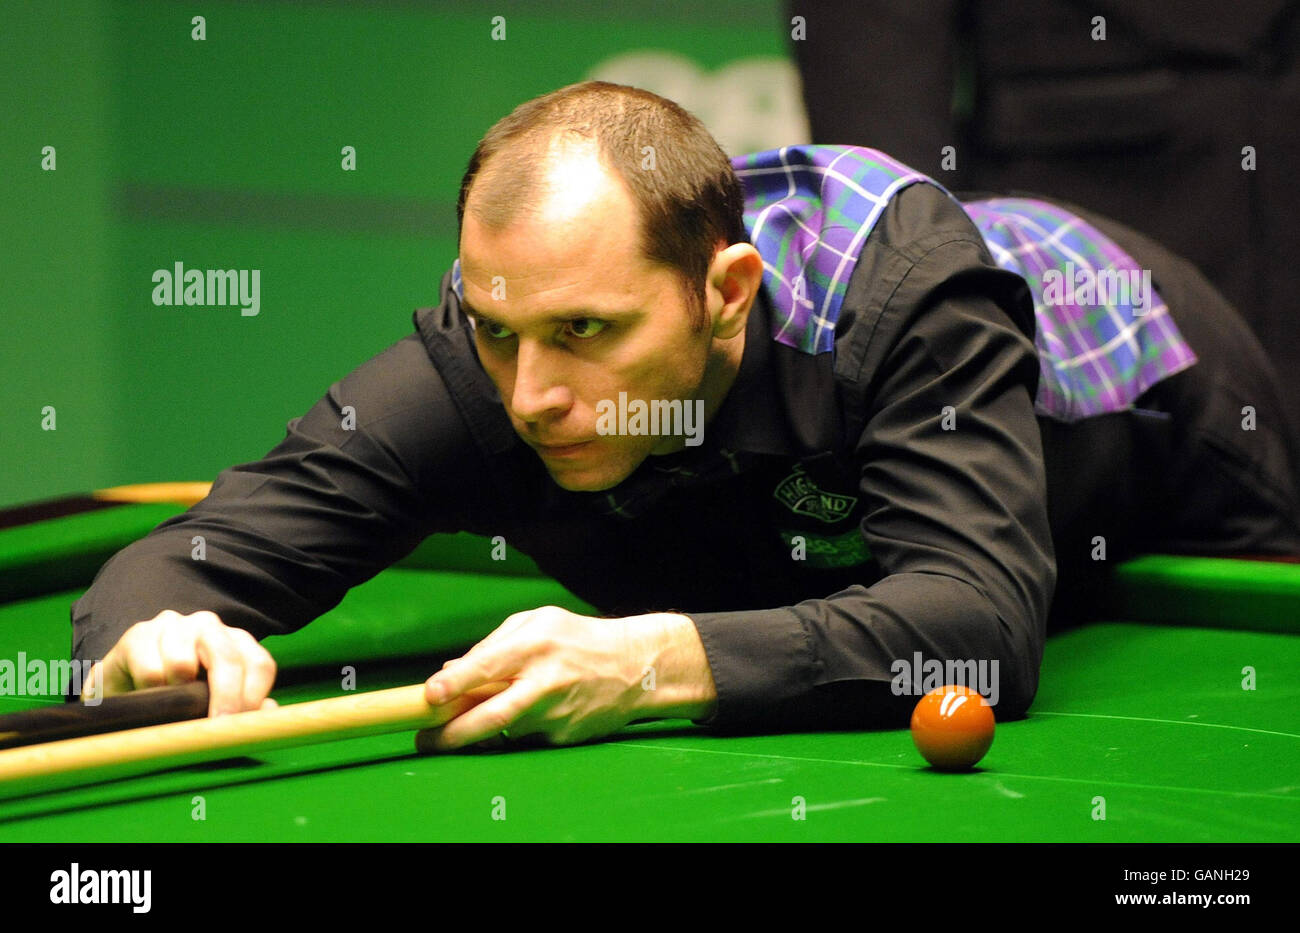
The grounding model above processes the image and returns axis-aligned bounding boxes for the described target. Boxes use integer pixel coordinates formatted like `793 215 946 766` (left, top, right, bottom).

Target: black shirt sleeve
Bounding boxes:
687 186 1056 731
71 332 477 664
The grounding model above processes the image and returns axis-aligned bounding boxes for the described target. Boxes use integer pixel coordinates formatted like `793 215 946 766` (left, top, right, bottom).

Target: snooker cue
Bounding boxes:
0 481 213 530
0 682 211 750
0 683 498 800
91 481 213 507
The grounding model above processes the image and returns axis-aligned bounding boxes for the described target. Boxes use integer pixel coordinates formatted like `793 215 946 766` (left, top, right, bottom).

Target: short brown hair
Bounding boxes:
456 81 748 329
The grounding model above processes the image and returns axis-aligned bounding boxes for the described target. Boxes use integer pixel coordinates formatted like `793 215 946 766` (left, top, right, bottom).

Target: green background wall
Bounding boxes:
2 0 801 508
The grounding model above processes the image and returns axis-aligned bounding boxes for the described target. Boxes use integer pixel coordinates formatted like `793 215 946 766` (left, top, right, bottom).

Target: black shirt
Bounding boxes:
71 182 1054 732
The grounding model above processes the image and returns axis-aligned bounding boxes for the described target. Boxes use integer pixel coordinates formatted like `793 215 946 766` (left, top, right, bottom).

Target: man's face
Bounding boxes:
459 150 717 492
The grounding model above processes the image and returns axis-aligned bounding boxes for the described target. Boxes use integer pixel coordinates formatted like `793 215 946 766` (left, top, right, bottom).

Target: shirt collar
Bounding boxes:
684 285 796 459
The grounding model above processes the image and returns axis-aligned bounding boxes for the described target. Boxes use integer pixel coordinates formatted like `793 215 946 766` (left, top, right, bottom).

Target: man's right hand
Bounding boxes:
83 610 278 717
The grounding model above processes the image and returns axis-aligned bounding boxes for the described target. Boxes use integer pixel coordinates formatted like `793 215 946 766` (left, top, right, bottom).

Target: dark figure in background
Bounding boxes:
787 0 1300 449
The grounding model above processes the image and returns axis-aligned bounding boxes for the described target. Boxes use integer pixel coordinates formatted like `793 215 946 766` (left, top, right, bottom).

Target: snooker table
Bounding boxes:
0 497 1297 844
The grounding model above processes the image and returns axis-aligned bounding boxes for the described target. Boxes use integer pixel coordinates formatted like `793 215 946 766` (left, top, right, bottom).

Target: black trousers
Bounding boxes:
1034 202 1300 626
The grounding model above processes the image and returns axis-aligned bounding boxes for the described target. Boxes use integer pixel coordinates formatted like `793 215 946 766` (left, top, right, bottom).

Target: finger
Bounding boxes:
157 613 202 686
120 619 170 691
414 728 446 754
412 682 513 754
425 626 542 705
413 728 507 754
87 652 130 700
226 626 277 710
259 697 279 710
425 679 549 751
414 681 530 754
424 678 511 712
194 620 251 716
425 653 506 705
80 661 103 703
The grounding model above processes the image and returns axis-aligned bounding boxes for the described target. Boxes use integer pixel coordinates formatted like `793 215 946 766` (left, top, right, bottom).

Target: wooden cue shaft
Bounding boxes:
0 683 490 800
91 481 213 507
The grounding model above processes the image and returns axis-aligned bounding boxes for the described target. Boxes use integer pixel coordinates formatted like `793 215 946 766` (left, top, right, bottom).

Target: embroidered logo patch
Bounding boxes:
778 529 873 569
773 464 858 524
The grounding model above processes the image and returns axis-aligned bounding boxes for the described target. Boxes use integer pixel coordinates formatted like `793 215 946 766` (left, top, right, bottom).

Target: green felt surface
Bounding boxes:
0 623 1295 841
0 504 185 603
0 502 544 605
398 532 544 577
260 569 593 668
1110 555 1300 633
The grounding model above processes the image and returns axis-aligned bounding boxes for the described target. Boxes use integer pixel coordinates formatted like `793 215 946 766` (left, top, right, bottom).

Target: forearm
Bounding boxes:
72 332 483 665
70 515 347 665
626 612 718 722
687 571 1046 732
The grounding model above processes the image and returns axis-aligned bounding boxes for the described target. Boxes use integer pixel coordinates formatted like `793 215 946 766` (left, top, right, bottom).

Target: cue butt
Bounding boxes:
0 682 211 750
0 683 490 800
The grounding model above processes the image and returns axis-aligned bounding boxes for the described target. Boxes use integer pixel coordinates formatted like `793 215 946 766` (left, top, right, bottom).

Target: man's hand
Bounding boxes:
83 610 278 717
417 606 717 751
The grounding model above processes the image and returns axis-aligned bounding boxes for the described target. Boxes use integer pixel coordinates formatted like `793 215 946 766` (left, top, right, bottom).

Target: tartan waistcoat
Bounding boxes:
732 144 1197 422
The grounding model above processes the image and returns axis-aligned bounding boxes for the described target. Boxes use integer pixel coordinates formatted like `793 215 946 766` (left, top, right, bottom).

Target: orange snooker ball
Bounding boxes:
910 685 996 771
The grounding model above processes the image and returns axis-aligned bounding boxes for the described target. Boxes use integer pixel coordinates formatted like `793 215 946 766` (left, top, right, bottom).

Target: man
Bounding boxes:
71 82 1300 747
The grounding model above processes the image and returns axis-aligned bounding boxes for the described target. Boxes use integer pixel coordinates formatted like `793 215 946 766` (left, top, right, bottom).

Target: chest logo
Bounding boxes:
773 464 859 524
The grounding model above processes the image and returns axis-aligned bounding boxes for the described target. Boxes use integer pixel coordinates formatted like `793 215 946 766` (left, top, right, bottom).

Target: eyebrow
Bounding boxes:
461 299 642 327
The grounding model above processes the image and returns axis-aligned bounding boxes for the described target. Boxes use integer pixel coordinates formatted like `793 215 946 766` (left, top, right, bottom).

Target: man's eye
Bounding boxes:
480 320 514 340
566 318 607 339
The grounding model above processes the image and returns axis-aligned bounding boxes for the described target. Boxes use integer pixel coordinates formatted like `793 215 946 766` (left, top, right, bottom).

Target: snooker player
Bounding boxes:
71 82 1300 746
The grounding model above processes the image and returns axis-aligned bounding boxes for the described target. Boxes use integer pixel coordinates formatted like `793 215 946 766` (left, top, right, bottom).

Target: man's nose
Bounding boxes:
509 341 571 422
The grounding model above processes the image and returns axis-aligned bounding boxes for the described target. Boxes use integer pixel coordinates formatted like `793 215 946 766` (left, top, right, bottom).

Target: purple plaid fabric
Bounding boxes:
963 198 1198 420
732 146 933 356
731 145 1197 421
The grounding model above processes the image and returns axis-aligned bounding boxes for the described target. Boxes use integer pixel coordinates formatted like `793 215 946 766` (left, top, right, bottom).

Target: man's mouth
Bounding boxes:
536 440 593 457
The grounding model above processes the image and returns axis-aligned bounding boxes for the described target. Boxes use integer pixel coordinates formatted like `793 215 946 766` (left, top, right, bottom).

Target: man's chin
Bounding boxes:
541 455 640 493
547 469 628 493
529 439 651 492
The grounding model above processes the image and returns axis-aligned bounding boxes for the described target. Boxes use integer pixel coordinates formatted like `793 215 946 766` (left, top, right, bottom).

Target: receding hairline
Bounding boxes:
464 131 617 232
456 80 743 330
462 138 714 326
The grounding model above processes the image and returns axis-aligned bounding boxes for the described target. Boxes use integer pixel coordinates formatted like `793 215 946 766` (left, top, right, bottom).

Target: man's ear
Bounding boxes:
709 243 764 339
